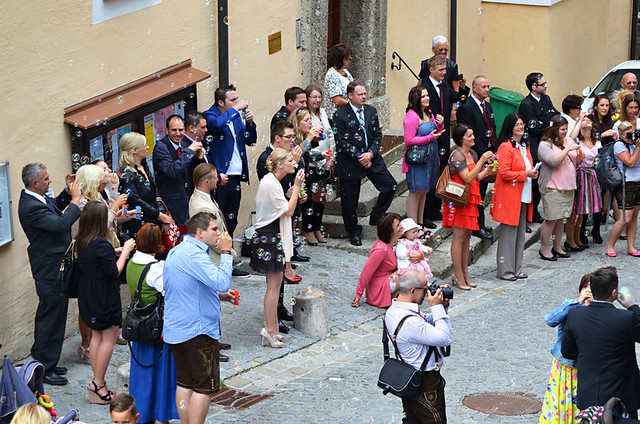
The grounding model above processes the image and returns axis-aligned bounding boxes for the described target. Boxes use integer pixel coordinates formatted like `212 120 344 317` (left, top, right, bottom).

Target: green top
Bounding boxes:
126 261 160 307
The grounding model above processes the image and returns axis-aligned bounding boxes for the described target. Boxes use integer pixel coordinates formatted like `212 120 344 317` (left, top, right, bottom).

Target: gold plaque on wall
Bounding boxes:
268 32 282 55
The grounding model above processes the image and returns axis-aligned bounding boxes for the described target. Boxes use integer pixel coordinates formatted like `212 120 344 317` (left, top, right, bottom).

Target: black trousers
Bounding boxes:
301 167 327 232
477 180 488 229
338 167 396 235
532 178 542 221
424 128 451 220
214 175 242 237
32 280 69 373
401 371 447 424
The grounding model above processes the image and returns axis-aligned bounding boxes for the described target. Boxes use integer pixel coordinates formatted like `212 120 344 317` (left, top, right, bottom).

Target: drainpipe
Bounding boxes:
632 0 639 60
450 0 457 63
218 0 229 85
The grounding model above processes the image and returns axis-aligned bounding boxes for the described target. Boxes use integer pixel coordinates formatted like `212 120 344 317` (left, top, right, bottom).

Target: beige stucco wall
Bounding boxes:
458 0 631 108
0 0 220 361
385 1 450 131
224 1 303 238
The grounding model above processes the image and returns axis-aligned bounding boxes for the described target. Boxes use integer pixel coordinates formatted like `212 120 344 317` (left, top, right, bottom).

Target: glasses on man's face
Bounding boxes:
281 135 296 140
437 48 448 52
414 286 428 292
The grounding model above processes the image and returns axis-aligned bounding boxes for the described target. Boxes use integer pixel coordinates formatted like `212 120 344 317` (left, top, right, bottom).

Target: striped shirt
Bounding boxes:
162 235 232 344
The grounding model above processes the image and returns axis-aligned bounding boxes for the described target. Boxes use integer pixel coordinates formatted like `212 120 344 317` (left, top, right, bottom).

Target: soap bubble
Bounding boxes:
73 163 80 170
485 130 493 138
499 257 505 263
223 16 230 24
75 130 82 138
124 188 132 196
439 149 446 155
619 285 632 301
81 156 89 164
72 153 80 162
477 7 483 14
228 213 235 219
263 252 271 261
528 120 537 129
306 208 314 215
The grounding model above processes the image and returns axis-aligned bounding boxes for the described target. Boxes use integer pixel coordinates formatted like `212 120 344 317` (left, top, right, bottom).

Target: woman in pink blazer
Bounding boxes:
351 213 403 308
403 86 445 229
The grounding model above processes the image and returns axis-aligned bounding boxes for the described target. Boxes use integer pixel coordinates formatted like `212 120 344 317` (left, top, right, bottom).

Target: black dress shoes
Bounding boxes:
430 211 443 221
291 253 310 262
43 373 68 386
219 342 231 350
219 353 229 362
350 233 362 246
533 215 544 224
278 304 294 322
472 228 493 240
423 219 437 229
290 263 298 269
53 366 67 375
526 226 532 233
279 320 290 334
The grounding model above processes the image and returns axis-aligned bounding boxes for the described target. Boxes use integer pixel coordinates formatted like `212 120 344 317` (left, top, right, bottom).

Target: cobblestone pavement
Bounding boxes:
43 234 639 423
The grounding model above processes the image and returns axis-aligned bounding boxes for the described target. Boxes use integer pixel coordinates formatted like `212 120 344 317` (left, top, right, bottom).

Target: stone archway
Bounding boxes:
300 0 390 127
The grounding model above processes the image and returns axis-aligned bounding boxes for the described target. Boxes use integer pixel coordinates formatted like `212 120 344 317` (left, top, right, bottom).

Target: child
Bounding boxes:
110 393 140 424
396 218 433 278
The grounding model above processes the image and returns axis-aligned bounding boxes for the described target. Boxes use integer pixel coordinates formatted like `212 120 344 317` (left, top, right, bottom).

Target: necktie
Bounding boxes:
481 103 497 146
177 146 181 157
357 109 368 148
437 83 444 112
44 196 60 215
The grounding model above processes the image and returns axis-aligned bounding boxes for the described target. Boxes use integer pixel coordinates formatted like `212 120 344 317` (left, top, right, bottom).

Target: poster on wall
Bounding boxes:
89 135 104 162
153 104 174 142
112 123 132 172
0 161 14 247
173 101 185 119
143 113 155 155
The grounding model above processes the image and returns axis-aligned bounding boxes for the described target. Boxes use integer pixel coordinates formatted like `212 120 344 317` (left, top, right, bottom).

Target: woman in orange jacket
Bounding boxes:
491 113 539 280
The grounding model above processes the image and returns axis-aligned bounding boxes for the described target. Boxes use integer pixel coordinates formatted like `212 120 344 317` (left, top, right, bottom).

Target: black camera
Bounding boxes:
427 281 454 299
627 129 640 142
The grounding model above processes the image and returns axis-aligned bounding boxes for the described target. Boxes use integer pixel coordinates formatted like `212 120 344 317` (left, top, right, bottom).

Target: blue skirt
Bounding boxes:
129 341 179 423
406 148 440 193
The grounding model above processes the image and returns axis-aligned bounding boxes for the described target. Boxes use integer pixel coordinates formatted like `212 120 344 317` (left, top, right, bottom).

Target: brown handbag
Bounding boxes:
435 165 470 208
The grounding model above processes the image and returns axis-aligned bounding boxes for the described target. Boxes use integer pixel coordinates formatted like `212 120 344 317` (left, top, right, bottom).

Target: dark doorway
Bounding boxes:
328 0 340 49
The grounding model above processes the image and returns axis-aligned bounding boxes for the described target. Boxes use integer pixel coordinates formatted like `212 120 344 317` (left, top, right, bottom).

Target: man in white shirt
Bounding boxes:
384 270 451 423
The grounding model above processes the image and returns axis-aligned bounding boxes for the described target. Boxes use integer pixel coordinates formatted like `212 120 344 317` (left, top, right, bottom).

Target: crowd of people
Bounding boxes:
14 34 640 424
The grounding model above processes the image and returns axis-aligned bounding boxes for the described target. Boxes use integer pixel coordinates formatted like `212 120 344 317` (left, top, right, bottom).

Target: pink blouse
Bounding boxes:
355 239 398 308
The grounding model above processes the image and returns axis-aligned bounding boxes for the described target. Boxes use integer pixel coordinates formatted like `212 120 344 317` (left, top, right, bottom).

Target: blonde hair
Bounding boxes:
10 404 50 424
288 108 311 145
76 164 105 201
118 132 146 172
618 121 634 134
266 148 290 172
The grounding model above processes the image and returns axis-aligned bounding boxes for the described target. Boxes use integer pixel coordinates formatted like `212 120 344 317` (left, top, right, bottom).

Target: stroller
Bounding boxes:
0 355 83 424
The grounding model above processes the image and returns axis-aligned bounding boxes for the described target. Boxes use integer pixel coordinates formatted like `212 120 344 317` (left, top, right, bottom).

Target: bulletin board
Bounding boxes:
0 161 14 247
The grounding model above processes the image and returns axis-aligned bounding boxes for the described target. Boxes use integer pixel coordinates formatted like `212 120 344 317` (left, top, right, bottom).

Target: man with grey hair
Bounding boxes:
418 35 469 97
18 163 81 385
384 270 451 422
620 72 640 99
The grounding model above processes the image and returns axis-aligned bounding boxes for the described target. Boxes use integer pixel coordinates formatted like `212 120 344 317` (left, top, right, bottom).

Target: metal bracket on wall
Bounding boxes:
390 51 419 81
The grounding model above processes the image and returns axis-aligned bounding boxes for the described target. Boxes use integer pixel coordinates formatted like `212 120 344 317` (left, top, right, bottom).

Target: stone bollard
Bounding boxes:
293 286 329 338
116 362 130 394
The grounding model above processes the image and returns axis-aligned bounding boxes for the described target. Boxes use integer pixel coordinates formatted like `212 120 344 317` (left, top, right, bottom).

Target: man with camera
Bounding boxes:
384 270 452 423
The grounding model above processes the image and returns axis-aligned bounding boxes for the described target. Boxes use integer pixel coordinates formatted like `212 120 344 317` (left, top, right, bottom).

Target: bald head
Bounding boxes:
621 73 638 92
472 75 490 101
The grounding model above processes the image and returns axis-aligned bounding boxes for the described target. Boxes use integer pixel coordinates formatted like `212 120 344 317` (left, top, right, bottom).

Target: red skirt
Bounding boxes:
442 164 481 230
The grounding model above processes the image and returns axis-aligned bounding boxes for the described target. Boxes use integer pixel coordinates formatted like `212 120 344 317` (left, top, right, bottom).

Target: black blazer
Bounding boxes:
256 145 304 195
562 302 640 411
18 189 80 282
333 103 383 180
457 97 497 155
517 94 559 161
420 76 458 124
152 136 201 226
119 162 164 237
270 106 291 129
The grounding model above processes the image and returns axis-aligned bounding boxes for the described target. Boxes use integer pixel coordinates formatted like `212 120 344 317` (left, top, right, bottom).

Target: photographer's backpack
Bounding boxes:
595 143 623 190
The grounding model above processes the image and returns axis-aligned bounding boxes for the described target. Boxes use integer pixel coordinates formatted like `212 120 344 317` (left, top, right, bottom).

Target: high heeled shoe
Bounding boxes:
452 275 471 291
551 248 570 258
539 250 557 261
88 380 114 404
465 278 478 288
260 328 283 348
564 241 584 252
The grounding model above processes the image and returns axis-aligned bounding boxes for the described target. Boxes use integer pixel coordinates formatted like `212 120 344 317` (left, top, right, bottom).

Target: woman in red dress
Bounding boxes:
442 124 494 290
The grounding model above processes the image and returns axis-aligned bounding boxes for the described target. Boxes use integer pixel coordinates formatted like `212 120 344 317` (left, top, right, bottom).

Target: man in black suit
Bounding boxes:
517 72 560 223
333 81 396 246
562 266 640 418
420 55 459 223
417 35 469 99
457 75 497 240
18 163 81 385
153 114 204 235
270 86 307 129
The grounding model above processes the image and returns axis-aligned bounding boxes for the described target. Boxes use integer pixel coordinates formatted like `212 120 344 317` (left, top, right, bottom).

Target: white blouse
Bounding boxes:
254 172 293 260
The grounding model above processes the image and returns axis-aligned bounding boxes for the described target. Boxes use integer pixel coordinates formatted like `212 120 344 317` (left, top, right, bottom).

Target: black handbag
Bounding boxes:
404 143 431 164
122 262 163 345
57 240 80 298
377 315 436 400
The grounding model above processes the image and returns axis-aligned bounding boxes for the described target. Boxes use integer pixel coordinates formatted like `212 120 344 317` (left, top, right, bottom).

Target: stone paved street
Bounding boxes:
41 233 640 423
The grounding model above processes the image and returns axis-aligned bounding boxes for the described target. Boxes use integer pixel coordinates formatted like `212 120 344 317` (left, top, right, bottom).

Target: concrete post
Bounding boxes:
116 362 130 394
293 286 329 338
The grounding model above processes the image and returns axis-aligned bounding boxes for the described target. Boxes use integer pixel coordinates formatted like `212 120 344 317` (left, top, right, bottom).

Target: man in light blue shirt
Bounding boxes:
163 212 234 424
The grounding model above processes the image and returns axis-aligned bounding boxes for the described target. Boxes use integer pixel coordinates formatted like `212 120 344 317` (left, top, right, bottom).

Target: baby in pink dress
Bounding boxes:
396 218 433 278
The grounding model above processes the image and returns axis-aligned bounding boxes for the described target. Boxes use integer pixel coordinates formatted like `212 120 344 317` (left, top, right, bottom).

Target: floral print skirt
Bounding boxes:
539 358 580 424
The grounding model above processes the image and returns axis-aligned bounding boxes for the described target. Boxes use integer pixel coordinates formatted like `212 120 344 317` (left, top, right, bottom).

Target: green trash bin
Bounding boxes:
488 87 525 136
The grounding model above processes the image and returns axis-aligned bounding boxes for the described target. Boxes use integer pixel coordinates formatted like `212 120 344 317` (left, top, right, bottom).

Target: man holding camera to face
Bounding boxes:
384 270 452 423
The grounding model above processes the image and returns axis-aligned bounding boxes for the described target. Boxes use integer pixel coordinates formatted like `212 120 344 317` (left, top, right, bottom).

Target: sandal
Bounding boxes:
88 380 114 405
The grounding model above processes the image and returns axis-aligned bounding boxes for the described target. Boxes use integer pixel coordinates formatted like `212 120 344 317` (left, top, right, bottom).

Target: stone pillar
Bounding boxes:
293 286 329 338
300 1 329 88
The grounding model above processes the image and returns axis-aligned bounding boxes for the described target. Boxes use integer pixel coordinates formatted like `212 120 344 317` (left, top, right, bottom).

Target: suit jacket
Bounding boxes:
188 189 236 265
270 106 291 129
18 189 80 282
333 103 384 180
420 76 458 124
203 105 257 182
257 145 304 195
457 97 497 155
517 93 560 162
562 301 640 410
152 136 199 226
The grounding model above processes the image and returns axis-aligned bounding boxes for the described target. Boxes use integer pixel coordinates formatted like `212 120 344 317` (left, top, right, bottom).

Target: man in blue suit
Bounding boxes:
203 85 257 237
18 163 81 385
153 114 204 235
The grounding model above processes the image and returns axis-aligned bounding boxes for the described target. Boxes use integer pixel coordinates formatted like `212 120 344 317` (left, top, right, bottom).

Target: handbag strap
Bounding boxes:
133 261 158 302
382 314 436 372
128 341 164 368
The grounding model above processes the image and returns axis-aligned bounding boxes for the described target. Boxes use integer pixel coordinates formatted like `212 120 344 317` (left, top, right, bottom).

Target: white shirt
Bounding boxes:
226 120 243 175
518 143 533 204
384 299 451 371
130 251 165 295
531 93 541 102
24 188 47 205
429 76 443 96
